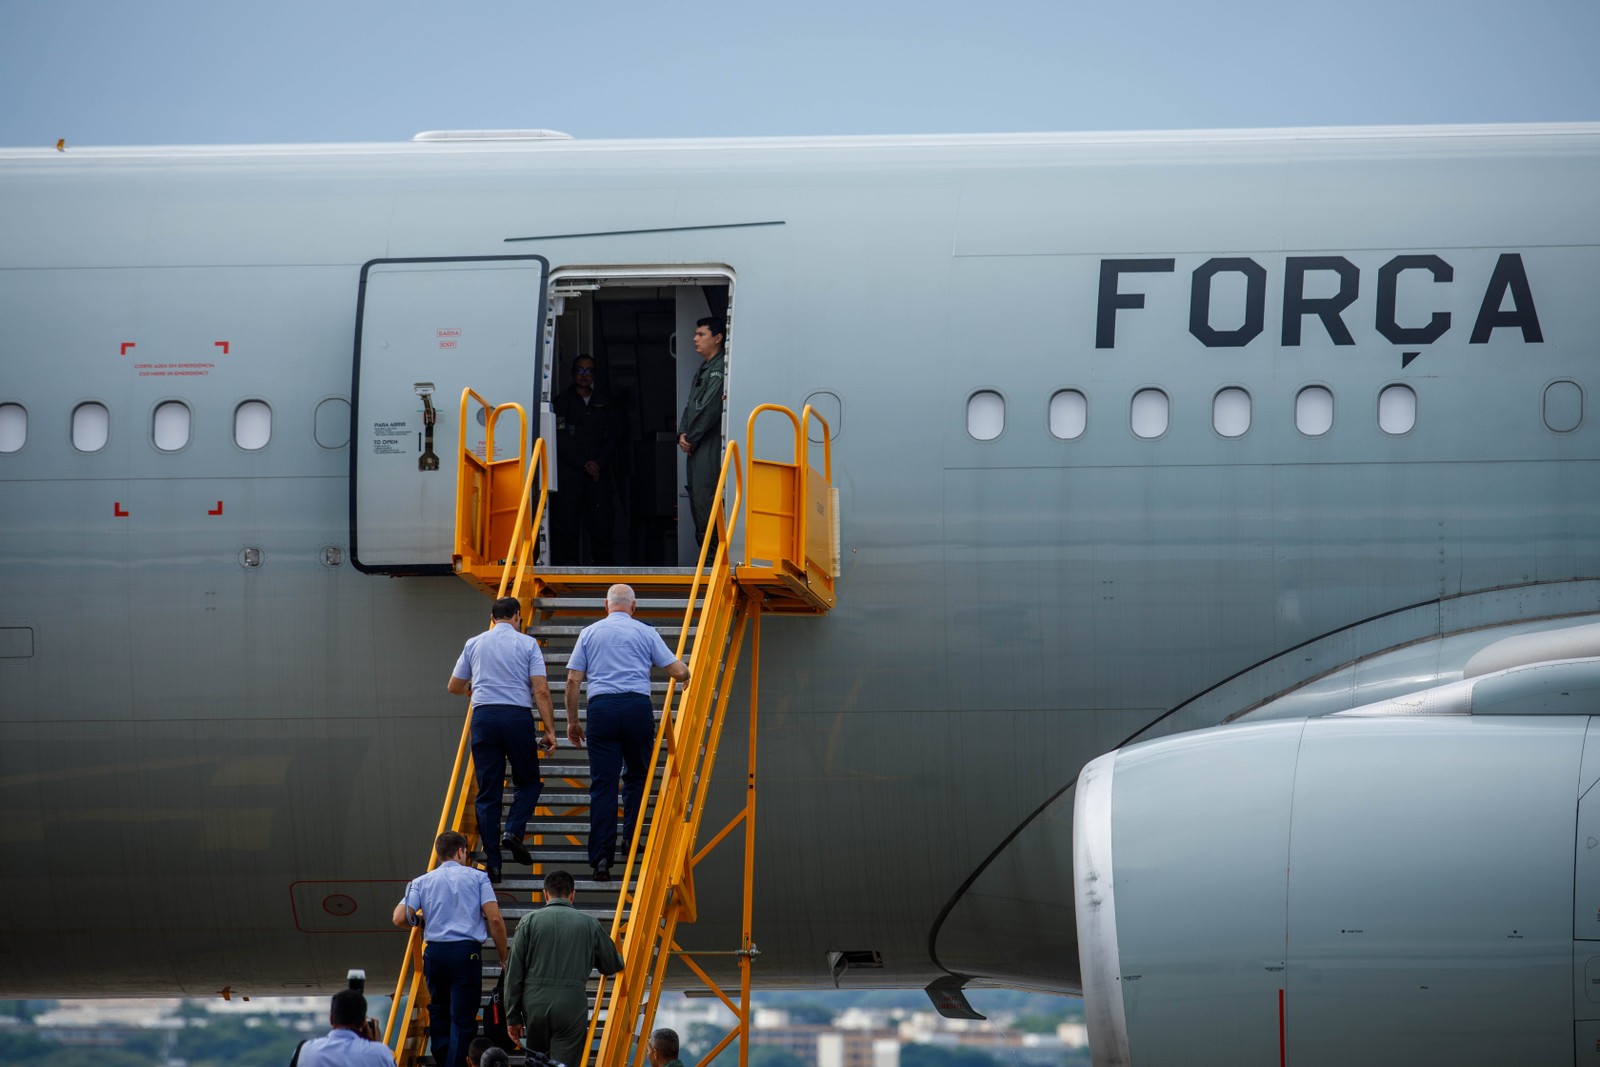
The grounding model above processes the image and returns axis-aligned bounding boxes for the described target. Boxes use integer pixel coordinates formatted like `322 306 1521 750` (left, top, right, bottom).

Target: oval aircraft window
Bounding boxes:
72 402 109 453
966 390 1005 441
1049 390 1087 440
235 400 272 450
1130 389 1168 439
153 401 191 451
1544 380 1583 433
804 390 842 443
315 397 351 449
0 403 26 453
1378 384 1417 435
1295 386 1334 437
1212 388 1251 438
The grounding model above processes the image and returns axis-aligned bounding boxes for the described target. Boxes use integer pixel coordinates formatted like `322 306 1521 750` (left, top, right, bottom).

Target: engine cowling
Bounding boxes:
1074 660 1600 1066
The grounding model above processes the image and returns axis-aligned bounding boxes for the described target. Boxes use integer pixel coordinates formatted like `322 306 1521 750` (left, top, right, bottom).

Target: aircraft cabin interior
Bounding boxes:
545 273 731 568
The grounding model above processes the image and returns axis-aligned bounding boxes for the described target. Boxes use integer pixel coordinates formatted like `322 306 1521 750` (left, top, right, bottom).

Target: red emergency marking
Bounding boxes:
120 342 136 355
1278 989 1285 1066
214 341 230 355
208 501 224 516
114 502 129 517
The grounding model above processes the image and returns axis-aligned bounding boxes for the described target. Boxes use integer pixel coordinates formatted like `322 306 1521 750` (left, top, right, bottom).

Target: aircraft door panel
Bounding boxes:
1580 1020 1600 1064
350 255 548 573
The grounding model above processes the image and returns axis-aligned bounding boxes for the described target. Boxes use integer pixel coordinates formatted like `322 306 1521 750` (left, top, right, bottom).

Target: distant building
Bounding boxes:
817 1031 899 1067
750 1022 826 1065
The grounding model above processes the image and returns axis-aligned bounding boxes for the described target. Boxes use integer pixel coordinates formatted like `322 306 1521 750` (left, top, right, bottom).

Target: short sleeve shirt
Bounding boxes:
452 621 546 708
401 860 494 944
568 612 678 697
296 1028 397 1067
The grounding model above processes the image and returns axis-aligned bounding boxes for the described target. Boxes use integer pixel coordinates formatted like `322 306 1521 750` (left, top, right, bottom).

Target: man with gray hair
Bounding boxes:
565 584 690 880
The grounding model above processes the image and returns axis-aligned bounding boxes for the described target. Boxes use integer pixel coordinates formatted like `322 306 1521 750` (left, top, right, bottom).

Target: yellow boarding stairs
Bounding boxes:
383 391 838 1067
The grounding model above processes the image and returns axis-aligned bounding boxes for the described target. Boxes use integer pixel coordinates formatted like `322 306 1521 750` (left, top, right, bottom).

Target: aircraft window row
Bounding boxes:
963 381 1566 441
0 398 360 455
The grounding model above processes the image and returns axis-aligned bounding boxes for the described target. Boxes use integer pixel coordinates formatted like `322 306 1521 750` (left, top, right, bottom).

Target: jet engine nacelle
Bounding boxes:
1074 660 1600 1066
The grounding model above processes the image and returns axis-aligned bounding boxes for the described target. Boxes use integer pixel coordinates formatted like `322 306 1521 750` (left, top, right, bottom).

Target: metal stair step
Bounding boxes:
483 851 598 870
532 761 594 776
491 876 626 895
501 904 625 922
500 792 658 808
482 963 614 984
483 818 632 834
530 624 694 637
533 597 693 610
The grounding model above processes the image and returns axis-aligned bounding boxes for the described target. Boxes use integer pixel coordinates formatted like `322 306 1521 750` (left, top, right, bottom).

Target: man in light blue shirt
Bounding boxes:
449 596 559 883
565 584 690 880
293 989 394 1066
391 831 509 1067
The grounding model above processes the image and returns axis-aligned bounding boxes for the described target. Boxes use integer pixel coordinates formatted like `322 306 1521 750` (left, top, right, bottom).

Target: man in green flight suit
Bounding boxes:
677 316 726 553
505 869 625 1066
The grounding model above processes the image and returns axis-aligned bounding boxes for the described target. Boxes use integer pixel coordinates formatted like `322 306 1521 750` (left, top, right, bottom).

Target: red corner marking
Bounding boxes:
214 341 230 355
119 342 136 356
113 502 129 517
208 501 224 516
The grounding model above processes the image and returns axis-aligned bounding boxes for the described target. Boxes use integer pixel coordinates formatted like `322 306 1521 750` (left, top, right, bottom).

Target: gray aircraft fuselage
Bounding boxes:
1 126 1598 1033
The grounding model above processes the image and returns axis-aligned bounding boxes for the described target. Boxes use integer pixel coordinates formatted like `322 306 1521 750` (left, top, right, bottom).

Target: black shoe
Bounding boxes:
485 864 502 885
592 862 611 883
501 834 533 866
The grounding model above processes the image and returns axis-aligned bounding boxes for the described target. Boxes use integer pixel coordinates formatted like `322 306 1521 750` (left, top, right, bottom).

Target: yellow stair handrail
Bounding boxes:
583 439 747 1067
386 393 551 1065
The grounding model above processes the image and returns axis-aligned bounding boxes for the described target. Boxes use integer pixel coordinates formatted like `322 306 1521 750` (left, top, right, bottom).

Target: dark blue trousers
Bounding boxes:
423 938 483 1067
471 704 543 866
586 692 655 867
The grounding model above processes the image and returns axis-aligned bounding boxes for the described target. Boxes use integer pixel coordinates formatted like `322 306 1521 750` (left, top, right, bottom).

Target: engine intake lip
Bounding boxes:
1073 751 1131 1063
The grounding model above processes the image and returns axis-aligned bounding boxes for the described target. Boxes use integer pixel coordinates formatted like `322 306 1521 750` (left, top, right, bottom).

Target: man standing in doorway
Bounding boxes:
565 584 690 881
677 316 726 553
551 354 617 565
448 596 559 883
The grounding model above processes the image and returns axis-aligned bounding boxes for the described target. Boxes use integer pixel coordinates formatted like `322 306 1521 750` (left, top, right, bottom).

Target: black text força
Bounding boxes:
1094 252 1542 349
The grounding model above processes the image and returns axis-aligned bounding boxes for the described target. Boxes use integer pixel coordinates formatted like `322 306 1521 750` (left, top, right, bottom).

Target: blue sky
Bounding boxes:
1 0 1596 147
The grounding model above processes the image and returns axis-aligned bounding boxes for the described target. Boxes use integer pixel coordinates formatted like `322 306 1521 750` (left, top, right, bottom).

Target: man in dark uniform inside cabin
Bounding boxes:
551 354 617 565
677 317 726 553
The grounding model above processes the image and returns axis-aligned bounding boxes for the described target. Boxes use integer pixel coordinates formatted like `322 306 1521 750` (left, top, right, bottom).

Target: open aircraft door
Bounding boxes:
350 255 550 574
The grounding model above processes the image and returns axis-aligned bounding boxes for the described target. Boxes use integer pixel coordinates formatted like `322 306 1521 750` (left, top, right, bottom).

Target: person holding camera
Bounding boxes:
290 988 393 1066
